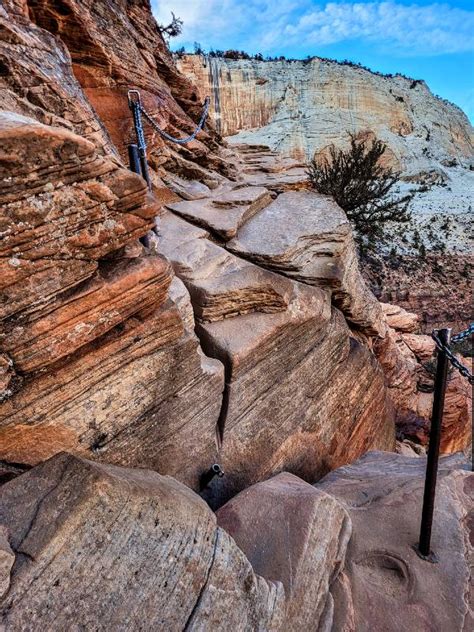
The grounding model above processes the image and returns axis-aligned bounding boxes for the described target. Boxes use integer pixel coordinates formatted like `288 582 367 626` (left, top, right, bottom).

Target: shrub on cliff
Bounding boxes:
158 12 183 40
307 135 412 251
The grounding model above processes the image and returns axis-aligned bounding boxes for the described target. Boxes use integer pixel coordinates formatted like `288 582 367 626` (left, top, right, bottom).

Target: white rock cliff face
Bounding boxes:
178 55 474 179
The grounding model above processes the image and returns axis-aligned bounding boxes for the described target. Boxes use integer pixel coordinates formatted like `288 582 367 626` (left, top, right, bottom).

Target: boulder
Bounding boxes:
217 472 351 631
228 191 386 337
375 325 472 454
198 306 395 505
0 453 285 631
317 451 473 632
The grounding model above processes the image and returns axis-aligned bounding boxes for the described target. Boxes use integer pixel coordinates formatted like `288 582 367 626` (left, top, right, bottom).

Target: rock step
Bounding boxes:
242 168 309 192
316 451 471 632
158 211 294 323
0 453 285 630
227 190 386 337
217 472 351 631
166 186 273 240
230 143 274 153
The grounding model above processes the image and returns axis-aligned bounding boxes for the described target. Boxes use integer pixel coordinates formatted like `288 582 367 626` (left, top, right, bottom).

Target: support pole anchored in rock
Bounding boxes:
417 327 451 562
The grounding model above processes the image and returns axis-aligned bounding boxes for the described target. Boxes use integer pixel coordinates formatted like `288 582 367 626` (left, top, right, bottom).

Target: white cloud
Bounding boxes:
152 1 474 56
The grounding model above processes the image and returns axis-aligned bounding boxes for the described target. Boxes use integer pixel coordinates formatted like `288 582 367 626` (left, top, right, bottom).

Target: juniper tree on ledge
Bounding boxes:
307 134 412 252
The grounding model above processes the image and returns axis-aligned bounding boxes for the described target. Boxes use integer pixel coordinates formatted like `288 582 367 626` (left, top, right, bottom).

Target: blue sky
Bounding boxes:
152 1 474 123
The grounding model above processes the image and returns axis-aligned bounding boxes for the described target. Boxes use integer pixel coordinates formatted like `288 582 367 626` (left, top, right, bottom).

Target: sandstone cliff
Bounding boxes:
178 54 474 177
1 0 470 498
0 2 472 630
178 54 473 331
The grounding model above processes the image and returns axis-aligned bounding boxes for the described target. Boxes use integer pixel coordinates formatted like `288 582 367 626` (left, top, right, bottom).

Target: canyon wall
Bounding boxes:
0 0 398 501
178 55 474 177
0 2 472 629
0 0 470 500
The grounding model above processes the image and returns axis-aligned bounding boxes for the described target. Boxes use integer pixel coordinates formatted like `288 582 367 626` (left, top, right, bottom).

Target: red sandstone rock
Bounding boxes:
0 113 224 490
26 0 234 181
375 321 472 454
0 1 115 152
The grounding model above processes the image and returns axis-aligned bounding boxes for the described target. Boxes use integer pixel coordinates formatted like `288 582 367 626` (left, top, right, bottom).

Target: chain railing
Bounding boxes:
432 324 473 384
126 89 210 193
139 96 210 145
417 324 473 562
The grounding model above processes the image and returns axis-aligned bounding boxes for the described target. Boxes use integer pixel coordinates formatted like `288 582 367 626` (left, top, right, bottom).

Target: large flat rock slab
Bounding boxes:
158 211 294 322
0 453 284 631
228 190 385 337
217 472 351 631
166 186 272 240
317 451 472 632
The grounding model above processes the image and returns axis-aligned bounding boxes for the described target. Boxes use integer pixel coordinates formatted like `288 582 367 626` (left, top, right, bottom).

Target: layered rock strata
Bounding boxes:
25 0 233 181
178 55 474 177
0 113 224 490
317 451 473 632
375 305 472 453
157 176 395 503
227 190 386 337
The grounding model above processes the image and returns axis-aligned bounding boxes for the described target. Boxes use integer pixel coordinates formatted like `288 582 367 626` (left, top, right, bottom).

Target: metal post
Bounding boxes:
417 327 451 561
128 143 142 176
199 464 224 491
128 90 152 190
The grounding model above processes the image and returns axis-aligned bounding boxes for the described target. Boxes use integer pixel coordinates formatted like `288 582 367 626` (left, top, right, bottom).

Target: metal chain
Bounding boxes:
131 102 147 152
431 328 473 384
139 97 210 145
451 323 474 344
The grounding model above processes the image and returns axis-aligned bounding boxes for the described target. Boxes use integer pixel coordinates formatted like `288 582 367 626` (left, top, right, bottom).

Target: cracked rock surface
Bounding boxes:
0 453 285 631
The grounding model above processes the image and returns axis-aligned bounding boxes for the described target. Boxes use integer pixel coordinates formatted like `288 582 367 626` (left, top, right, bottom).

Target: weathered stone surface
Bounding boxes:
0 294 224 489
0 525 14 599
25 0 233 181
228 190 386 337
158 211 294 322
217 472 351 631
166 186 273 240
199 305 395 505
0 0 115 152
0 453 284 631
317 451 473 632
0 113 224 491
1 256 172 373
375 324 472 454
163 174 212 200
0 113 159 322
381 302 419 333
233 146 309 191
166 186 272 240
